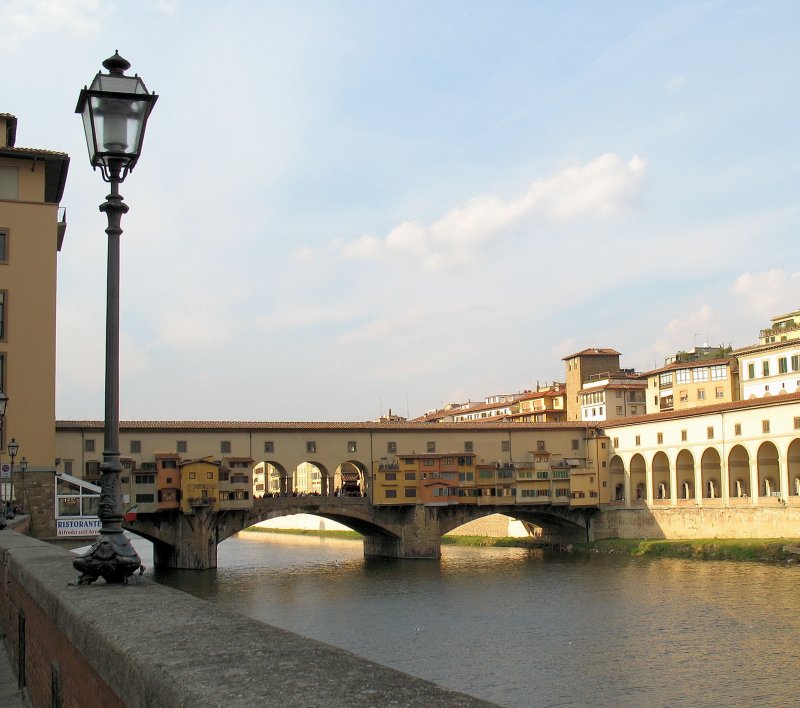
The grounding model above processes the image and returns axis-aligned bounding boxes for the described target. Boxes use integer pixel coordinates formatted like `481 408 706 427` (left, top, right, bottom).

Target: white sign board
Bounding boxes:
56 518 102 537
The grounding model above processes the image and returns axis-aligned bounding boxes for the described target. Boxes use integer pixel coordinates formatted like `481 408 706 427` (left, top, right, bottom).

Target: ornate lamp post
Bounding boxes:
6 438 18 518
0 391 7 525
73 52 158 584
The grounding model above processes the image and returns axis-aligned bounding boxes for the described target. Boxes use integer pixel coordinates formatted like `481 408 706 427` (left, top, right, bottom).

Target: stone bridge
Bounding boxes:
125 497 596 569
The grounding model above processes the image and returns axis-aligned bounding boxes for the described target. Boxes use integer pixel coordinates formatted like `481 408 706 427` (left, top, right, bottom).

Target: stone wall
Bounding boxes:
593 506 800 540
0 531 490 708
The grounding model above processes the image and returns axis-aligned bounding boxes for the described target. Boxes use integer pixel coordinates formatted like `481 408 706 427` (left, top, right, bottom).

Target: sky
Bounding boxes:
2 0 800 422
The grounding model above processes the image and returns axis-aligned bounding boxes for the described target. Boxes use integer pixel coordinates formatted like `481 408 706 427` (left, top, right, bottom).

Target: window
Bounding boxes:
387 441 397 454
537 440 545 451
631 406 637 415
676 369 690 384
385 472 396 481
135 493 154 503
735 423 742 436
385 489 397 499
681 430 687 441
571 439 579 450
404 488 417 498
189 472 196 479
0 228 7 262
0 166 19 200
207 471 214 479
0 290 5 339
715 386 724 399
130 440 141 454
707 426 714 439
657 433 663 444
427 442 435 453
794 417 800 430
659 372 673 387
792 355 800 372
501 440 510 452
613 438 619 447
348 441 357 453
762 361 770 377
779 357 788 374
679 390 688 402
692 367 709 382
306 441 316 453
748 363 755 379
220 440 231 454
464 441 473 452
710 365 727 380
84 439 96 452
697 389 706 401
616 406 623 415
177 440 188 454
64 460 73 475
404 472 415 481
134 474 155 484
635 435 640 446
423 459 434 467
762 420 770 434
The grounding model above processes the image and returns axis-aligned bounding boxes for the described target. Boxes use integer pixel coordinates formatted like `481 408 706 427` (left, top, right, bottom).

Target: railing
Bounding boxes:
188 496 216 507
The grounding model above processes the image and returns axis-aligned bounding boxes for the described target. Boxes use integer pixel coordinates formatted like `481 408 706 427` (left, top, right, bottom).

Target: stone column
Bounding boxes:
623 466 631 508
779 453 789 503
694 460 703 507
645 458 653 505
669 457 678 507
749 458 759 506
720 454 730 506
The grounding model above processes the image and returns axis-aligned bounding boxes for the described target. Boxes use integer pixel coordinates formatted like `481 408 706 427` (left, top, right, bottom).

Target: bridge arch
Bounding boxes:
728 444 750 499
788 439 800 497
756 441 780 499
335 460 368 497
630 454 646 503
675 449 695 501
652 451 670 501
700 447 721 500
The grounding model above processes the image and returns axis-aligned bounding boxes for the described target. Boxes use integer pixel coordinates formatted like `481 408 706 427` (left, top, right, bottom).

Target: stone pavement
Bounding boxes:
0 636 25 707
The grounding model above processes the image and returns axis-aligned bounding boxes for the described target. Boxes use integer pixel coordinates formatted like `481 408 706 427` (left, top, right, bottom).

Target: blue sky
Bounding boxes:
2 0 799 421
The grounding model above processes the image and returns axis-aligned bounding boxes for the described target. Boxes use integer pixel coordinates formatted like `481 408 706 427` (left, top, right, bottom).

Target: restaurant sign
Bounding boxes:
56 518 102 537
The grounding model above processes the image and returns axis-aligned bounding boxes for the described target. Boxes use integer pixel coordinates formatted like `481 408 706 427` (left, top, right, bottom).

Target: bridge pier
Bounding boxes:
364 505 444 559
153 533 218 570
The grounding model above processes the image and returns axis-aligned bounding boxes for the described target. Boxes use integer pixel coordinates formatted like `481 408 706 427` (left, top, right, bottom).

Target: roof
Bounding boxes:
562 348 621 360
579 382 647 394
733 339 800 356
56 419 603 433
0 146 70 202
644 356 737 377
601 390 800 428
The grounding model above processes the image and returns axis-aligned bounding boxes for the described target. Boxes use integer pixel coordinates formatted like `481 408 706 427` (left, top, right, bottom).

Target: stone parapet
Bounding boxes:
0 531 492 707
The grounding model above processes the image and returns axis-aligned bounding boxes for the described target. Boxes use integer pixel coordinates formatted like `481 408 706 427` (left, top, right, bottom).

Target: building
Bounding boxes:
579 371 646 422
563 348 622 421
644 355 738 415
0 113 68 480
758 308 800 344
507 384 567 422
736 339 800 400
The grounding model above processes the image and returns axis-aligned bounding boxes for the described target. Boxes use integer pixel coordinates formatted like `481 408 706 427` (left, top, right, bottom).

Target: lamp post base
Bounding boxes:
72 530 143 584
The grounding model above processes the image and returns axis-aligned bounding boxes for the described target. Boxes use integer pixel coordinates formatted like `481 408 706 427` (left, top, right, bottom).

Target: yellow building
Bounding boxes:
0 113 68 477
645 356 738 415
180 457 219 514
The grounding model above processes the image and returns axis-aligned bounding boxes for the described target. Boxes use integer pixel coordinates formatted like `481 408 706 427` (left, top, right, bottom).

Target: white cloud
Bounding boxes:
733 270 800 320
313 153 646 270
1 0 104 45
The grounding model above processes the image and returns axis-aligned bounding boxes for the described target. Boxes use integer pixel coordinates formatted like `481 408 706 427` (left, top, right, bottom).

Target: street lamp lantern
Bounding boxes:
72 52 157 585
6 438 18 519
76 51 158 183
19 458 27 473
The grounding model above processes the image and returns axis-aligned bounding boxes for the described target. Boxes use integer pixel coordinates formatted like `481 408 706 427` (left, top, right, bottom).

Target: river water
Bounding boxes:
140 532 798 707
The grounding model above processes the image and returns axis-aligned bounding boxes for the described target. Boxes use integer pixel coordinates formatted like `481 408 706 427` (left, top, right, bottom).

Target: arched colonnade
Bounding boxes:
608 438 800 507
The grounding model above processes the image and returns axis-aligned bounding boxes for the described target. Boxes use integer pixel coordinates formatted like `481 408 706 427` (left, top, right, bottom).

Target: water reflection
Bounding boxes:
151 531 800 707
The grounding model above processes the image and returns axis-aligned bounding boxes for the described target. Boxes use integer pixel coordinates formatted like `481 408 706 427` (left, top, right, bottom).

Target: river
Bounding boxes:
133 532 798 707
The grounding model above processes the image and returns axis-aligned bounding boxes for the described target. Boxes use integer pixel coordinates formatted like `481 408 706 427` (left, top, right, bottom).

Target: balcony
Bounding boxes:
188 496 216 508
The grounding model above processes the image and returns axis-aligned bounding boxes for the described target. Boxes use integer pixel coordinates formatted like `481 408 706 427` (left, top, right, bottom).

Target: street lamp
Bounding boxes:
7 438 18 518
72 52 158 584
0 392 7 529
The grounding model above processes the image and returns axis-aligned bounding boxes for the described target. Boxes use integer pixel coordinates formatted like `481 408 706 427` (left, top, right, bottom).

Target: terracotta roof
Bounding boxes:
601 390 800 428
562 348 621 360
578 382 647 394
56 419 602 432
644 357 737 376
732 339 800 356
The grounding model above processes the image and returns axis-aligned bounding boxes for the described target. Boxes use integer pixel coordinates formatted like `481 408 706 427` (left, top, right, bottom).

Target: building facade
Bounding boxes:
0 113 68 480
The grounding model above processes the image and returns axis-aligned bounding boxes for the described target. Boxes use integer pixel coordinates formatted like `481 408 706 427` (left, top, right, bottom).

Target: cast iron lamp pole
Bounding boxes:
72 52 158 584
0 391 7 526
6 438 18 518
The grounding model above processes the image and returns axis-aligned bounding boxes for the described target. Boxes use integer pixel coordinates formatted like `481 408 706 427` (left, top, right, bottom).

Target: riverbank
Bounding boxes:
244 527 800 562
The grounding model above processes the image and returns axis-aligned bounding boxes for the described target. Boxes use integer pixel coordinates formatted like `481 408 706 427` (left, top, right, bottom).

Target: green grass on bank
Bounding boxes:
244 526 800 562
575 538 800 562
